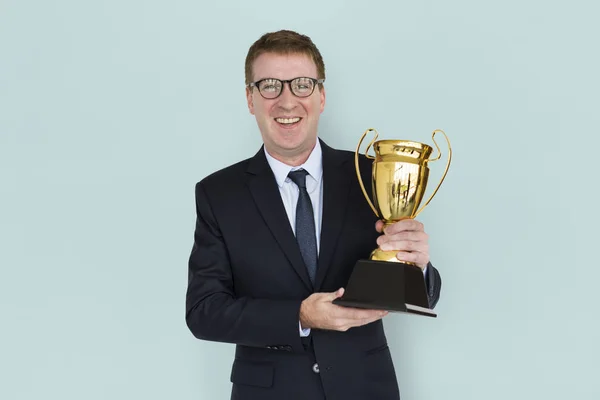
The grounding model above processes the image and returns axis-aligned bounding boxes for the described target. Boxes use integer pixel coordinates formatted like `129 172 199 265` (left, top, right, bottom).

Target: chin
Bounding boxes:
275 132 307 147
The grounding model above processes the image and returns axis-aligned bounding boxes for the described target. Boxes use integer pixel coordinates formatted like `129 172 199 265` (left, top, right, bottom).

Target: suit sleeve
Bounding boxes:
185 181 305 353
424 261 442 309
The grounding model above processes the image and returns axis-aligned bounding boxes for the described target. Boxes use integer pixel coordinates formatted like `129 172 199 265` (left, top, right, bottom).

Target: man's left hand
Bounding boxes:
375 219 429 270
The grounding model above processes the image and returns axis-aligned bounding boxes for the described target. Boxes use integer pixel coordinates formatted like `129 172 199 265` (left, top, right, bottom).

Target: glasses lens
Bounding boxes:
291 78 315 97
258 79 282 99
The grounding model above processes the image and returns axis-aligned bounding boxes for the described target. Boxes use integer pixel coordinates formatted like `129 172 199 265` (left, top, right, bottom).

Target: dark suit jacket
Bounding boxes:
186 139 441 400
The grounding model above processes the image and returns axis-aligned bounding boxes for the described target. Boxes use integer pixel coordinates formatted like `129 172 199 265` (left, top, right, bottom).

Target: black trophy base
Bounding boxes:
332 259 437 317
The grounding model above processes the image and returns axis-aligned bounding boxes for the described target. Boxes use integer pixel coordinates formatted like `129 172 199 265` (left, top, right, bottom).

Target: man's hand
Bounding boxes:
375 219 429 269
299 288 388 331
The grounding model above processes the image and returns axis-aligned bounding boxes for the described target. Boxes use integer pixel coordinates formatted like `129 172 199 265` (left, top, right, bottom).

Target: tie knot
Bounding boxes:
288 169 309 189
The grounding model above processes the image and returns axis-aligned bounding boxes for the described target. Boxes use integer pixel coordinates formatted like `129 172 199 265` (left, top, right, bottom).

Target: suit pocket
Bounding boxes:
230 359 274 388
363 344 397 385
364 343 389 356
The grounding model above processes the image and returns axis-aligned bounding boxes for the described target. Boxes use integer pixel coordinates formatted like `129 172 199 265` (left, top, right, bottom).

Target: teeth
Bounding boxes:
276 117 300 124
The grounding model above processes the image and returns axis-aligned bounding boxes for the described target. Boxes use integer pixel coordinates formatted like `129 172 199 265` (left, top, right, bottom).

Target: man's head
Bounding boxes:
245 30 326 165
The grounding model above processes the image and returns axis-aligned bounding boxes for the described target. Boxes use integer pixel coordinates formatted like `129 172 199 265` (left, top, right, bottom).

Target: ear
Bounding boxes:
246 86 255 115
319 86 326 114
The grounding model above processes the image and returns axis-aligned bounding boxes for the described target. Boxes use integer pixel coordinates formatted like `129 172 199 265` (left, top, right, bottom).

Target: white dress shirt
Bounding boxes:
264 141 324 253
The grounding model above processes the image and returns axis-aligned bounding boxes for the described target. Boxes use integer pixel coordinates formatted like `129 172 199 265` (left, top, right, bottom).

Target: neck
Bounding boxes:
266 140 317 167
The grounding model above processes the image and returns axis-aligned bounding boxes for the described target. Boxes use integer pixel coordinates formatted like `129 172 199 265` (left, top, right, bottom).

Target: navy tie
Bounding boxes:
288 169 318 284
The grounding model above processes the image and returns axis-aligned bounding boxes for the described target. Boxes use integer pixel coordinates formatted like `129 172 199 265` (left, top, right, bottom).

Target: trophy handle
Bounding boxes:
414 129 452 217
355 128 380 217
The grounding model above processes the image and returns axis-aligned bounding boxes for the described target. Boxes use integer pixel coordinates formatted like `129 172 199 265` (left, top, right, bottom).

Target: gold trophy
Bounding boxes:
356 128 452 262
333 128 452 317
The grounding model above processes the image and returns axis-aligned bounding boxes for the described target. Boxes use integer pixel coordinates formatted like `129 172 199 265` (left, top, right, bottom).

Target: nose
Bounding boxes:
276 83 297 109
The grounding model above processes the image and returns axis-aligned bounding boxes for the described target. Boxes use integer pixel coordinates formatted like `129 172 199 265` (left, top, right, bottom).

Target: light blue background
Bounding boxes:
1 1 598 399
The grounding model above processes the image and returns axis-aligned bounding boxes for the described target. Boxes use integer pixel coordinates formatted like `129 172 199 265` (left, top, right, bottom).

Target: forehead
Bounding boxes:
252 52 318 81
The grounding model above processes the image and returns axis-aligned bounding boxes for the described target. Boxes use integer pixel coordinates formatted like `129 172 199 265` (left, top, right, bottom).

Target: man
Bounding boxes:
186 30 441 400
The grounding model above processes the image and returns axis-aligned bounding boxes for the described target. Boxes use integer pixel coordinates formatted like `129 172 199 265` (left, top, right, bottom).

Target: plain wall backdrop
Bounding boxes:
1 0 598 399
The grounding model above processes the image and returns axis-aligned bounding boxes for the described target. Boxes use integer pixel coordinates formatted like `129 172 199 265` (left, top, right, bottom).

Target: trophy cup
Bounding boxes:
333 128 452 317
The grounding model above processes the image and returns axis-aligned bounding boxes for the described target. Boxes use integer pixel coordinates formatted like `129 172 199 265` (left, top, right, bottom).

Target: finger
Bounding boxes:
335 307 387 321
375 220 385 233
380 240 428 253
385 219 424 235
359 311 388 326
395 251 429 269
345 311 389 329
377 231 428 246
324 287 345 302
334 311 387 331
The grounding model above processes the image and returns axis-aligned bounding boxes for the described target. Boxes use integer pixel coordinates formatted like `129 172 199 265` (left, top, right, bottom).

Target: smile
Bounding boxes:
275 117 302 125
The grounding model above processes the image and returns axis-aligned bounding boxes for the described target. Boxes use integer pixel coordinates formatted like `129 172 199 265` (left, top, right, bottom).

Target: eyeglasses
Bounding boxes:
248 77 325 99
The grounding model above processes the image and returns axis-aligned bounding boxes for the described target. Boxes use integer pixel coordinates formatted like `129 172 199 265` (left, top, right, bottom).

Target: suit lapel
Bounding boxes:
246 147 314 292
315 141 352 291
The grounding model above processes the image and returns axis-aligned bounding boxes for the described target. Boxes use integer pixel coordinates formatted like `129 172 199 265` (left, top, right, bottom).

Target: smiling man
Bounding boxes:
185 30 442 400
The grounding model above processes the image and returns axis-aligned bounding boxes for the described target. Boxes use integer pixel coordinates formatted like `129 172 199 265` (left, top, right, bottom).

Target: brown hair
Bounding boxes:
245 30 326 88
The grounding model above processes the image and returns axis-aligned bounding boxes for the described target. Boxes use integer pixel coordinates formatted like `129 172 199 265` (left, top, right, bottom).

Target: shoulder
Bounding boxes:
320 140 373 173
193 156 254 197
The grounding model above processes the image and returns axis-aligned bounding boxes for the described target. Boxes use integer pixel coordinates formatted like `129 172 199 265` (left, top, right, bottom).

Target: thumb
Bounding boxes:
325 287 345 301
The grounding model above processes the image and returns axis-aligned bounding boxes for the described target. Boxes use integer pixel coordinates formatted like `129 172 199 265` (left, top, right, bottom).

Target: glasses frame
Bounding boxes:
248 77 325 99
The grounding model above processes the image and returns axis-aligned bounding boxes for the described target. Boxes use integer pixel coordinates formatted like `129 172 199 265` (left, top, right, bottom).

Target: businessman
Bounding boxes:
185 29 442 400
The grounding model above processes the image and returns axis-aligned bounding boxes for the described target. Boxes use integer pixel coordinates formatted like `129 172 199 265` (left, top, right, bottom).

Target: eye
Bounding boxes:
259 79 281 92
292 78 314 92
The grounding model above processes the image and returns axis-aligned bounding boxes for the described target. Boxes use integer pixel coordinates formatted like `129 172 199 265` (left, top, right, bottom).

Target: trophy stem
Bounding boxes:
382 217 412 227
369 248 418 266
375 218 419 265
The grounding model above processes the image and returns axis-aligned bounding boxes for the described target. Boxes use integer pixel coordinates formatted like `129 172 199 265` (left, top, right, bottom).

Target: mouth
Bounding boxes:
274 117 302 129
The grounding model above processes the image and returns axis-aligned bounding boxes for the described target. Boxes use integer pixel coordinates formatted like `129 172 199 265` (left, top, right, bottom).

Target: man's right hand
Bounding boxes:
299 288 388 332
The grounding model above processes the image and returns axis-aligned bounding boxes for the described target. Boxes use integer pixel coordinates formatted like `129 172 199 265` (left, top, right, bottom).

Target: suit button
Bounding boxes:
312 363 319 374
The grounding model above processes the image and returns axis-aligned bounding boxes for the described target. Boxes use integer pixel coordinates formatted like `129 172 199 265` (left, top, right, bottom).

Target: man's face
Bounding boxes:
246 52 326 162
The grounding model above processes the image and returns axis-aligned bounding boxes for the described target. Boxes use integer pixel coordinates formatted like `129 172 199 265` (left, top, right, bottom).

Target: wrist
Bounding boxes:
299 300 312 330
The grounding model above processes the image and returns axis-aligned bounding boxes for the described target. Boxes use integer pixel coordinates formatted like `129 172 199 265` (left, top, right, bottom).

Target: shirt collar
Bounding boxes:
264 139 323 188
